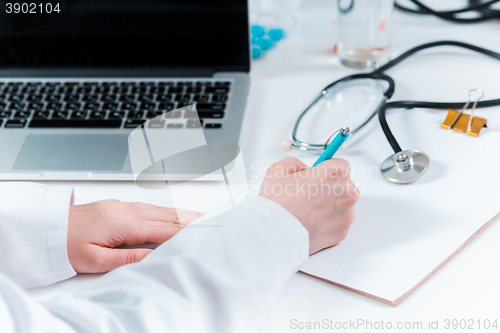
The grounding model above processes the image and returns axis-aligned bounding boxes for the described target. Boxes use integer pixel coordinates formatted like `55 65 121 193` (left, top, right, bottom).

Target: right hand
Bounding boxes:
259 157 360 254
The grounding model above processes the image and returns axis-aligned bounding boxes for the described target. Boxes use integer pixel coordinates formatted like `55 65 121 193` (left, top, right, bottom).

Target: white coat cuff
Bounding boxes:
240 195 309 264
46 187 76 284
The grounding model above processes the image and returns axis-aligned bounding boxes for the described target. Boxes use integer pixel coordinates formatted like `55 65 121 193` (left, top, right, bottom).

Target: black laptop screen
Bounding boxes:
0 0 250 72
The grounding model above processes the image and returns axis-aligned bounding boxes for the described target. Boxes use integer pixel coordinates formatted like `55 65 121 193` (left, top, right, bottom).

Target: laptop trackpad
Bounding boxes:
13 134 129 171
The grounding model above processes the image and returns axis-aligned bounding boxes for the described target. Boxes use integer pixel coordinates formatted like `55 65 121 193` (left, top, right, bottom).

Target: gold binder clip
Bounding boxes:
441 89 487 137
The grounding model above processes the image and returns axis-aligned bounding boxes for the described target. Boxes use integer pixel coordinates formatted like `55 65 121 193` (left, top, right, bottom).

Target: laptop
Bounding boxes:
0 0 250 181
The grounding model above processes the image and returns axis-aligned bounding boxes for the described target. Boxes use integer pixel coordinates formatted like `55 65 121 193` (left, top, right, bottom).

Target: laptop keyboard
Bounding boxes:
0 80 231 129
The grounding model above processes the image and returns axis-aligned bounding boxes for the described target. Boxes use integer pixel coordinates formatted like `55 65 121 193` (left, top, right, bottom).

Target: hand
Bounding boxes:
259 157 360 254
67 200 201 273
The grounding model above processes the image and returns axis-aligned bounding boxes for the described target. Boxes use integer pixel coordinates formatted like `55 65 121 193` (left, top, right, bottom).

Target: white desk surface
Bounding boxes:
29 1 500 331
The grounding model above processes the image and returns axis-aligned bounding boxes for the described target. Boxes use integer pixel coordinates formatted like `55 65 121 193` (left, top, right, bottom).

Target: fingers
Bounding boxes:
268 157 308 176
131 203 202 224
135 221 184 244
127 205 201 244
85 246 153 273
312 157 351 180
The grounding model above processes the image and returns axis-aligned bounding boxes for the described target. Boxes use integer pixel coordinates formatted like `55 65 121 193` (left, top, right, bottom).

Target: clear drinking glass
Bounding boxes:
336 0 394 70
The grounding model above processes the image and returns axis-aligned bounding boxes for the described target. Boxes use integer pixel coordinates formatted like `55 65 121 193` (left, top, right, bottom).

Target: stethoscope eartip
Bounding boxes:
280 138 294 152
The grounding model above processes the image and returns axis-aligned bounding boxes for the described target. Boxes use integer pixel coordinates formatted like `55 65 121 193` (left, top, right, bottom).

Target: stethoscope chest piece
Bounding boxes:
380 150 430 184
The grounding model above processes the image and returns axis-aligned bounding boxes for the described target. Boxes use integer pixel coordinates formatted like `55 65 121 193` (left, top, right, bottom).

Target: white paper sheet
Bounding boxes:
300 109 500 305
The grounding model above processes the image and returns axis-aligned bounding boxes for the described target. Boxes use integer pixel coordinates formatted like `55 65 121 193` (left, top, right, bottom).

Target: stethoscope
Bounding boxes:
282 41 500 184
340 0 500 23
395 0 500 23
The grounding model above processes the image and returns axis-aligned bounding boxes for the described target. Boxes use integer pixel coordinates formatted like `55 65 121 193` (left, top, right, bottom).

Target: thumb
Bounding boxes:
91 247 154 272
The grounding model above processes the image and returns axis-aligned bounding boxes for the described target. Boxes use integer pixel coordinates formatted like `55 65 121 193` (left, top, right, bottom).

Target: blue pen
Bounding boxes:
312 127 351 168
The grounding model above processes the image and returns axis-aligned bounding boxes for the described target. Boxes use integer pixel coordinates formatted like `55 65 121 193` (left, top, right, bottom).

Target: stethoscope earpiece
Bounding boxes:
280 138 294 152
380 150 430 184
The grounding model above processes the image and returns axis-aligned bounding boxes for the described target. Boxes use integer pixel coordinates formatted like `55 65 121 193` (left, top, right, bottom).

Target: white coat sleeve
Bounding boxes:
0 195 309 333
0 182 76 289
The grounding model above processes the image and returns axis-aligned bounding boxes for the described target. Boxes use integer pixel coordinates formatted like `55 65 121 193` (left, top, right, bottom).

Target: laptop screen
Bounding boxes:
0 0 250 72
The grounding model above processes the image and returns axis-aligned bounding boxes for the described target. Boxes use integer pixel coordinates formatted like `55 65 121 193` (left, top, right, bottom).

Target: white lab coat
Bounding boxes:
0 183 309 333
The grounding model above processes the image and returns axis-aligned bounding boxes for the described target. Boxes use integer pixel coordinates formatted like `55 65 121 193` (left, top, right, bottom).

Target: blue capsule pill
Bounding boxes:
256 38 273 50
251 25 266 38
252 46 262 59
268 28 285 41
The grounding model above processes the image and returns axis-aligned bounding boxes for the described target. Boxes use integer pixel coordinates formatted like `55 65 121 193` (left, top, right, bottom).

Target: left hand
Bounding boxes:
67 200 201 273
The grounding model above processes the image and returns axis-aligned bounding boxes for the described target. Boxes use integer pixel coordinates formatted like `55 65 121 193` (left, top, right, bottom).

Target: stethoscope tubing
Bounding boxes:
290 73 394 152
379 98 500 153
290 41 500 154
375 41 500 154
340 0 500 23
374 41 500 74
395 0 500 23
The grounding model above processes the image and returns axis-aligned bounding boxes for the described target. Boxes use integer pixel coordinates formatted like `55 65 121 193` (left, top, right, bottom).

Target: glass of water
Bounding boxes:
336 0 394 70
